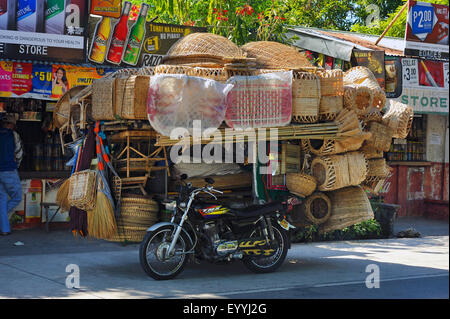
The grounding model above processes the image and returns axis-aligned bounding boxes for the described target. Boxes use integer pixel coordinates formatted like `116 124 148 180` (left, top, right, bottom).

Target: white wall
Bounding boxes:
426 114 448 163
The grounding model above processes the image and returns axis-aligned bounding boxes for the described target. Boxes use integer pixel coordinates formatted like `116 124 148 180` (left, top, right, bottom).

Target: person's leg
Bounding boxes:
0 177 11 233
3 170 22 214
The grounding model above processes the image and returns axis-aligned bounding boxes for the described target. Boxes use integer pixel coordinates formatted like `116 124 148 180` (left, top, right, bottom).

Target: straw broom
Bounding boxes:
87 123 118 240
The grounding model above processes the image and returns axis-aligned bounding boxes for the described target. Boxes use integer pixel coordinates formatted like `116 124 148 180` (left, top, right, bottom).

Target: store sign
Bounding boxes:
396 58 449 114
404 0 449 60
86 14 206 67
0 0 88 63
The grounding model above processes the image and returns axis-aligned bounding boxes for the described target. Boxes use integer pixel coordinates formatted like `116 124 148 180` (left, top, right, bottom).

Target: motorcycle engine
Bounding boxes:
203 221 237 256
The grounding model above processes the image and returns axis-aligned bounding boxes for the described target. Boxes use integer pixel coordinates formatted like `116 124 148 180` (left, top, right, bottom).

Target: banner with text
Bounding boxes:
0 0 88 63
404 0 449 60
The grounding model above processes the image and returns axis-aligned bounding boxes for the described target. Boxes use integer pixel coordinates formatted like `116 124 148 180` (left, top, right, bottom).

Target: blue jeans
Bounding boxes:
0 170 22 233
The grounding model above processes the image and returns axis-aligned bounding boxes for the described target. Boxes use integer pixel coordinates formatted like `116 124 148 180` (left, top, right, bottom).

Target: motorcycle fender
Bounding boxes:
146 222 194 247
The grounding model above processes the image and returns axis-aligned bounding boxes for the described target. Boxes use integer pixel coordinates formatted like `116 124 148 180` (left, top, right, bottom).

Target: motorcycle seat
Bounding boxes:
228 201 284 217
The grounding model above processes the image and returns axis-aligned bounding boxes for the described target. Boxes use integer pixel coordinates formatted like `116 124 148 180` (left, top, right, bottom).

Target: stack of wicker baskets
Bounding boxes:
108 195 159 243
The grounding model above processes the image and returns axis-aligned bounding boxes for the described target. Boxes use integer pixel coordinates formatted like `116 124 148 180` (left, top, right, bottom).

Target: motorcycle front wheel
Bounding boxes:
139 225 189 280
242 222 289 274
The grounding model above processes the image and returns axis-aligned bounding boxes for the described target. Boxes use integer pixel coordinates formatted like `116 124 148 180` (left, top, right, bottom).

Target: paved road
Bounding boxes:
0 228 448 299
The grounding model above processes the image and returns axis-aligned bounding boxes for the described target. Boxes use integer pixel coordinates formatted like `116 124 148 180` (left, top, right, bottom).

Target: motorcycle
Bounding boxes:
139 175 295 280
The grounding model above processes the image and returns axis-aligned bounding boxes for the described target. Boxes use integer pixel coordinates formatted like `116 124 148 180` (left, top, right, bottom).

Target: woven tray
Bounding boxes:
241 41 313 69
311 152 368 192
167 33 245 59
92 77 116 120
53 86 85 128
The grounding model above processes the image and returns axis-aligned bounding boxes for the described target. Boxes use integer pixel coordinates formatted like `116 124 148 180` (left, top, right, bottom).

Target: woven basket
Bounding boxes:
53 86 85 128
365 158 391 183
364 121 394 152
364 107 383 124
167 33 245 59
382 100 414 139
292 71 321 123
154 64 192 75
317 69 344 96
108 195 159 243
137 66 156 76
187 67 229 82
68 170 97 211
311 152 368 191
319 95 344 121
286 173 317 197
241 41 312 69
92 77 116 120
115 75 150 120
360 142 384 160
344 66 386 109
290 192 331 227
320 186 374 234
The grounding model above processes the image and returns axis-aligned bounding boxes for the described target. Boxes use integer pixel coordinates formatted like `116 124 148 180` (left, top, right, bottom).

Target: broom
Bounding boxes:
87 122 118 240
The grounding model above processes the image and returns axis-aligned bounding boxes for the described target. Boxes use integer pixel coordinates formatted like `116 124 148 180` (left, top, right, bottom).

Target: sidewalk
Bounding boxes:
0 216 448 256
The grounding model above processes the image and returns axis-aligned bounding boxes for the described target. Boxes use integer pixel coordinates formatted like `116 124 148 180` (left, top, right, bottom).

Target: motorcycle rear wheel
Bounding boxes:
242 223 289 274
139 225 189 280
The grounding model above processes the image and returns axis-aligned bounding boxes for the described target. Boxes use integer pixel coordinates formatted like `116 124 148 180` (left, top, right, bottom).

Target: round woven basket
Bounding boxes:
292 71 320 123
53 86 85 128
382 100 414 139
108 195 159 243
344 66 386 110
167 33 245 60
290 192 331 227
365 121 394 152
311 152 368 191
241 41 312 69
343 85 373 118
286 173 317 197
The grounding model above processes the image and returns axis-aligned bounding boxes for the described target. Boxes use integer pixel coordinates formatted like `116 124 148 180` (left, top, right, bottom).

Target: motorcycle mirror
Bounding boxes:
180 174 188 180
205 177 215 185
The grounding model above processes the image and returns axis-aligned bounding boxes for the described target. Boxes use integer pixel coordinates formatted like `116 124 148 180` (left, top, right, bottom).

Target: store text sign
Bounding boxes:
0 0 88 63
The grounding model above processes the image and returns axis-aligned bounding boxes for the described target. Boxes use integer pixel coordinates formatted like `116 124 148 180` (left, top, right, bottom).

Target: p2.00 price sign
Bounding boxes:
404 0 449 60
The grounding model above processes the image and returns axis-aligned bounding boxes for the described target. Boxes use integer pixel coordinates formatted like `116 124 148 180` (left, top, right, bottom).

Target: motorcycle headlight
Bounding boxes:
179 202 186 208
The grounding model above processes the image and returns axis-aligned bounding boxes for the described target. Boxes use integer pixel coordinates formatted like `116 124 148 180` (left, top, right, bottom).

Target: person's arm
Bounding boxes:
13 131 23 168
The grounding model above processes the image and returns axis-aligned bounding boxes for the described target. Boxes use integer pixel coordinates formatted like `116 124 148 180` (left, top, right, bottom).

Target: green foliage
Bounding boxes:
292 219 382 243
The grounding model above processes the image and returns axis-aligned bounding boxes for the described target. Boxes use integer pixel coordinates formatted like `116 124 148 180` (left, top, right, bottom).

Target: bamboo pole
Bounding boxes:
374 2 408 46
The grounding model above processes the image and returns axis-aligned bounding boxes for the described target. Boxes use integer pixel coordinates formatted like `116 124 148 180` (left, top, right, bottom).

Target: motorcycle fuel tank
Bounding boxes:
196 205 231 219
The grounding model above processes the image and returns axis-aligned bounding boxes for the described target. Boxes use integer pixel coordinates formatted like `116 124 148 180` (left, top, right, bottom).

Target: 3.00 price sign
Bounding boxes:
402 58 419 86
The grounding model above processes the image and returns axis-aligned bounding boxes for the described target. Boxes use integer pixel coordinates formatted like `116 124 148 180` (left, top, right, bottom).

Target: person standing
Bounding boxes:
0 114 23 235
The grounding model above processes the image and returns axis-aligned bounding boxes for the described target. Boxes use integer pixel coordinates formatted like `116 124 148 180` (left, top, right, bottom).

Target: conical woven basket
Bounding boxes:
53 86 85 128
319 186 374 234
167 33 245 60
241 41 313 69
290 192 331 227
364 121 394 152
291 71 321 123
343 85 373 118
382 100 414 139
286 173 317 197
311 152 368 191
